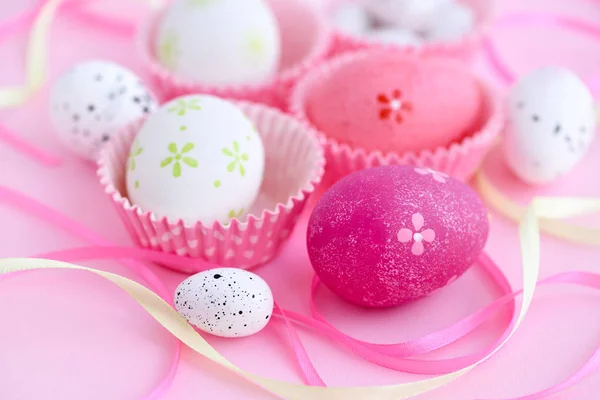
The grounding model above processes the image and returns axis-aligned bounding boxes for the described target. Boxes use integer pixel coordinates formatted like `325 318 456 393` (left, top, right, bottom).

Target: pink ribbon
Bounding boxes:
4 184 599 400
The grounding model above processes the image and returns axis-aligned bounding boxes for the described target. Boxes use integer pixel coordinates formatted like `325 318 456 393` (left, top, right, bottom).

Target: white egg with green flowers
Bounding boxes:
126 95 265 225
503 66 596 185
155 0 281 86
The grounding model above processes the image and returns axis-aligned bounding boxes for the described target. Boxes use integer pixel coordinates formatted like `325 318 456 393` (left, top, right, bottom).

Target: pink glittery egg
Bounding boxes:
307 165 489 308
305 51 483 154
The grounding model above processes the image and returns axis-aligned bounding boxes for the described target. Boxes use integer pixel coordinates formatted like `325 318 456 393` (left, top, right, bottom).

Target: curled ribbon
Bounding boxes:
4 183 600 399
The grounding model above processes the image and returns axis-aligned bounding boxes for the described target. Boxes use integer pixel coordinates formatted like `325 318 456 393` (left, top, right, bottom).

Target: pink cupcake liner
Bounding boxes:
289 49 505 185
138 0 334 111
325 0 493 61
98 102 325 273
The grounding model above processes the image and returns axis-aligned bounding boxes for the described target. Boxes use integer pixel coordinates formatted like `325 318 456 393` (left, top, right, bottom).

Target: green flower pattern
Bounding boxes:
222 140 249 177
129 141 143 171
228 208 244 220
158 31 180 70
161 142 198 178
168 98 202 116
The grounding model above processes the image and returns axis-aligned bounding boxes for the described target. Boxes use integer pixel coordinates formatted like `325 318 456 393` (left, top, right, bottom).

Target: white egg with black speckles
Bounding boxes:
50 60 157 161
174 268 274 338
126 94 265 226
503 66 597 185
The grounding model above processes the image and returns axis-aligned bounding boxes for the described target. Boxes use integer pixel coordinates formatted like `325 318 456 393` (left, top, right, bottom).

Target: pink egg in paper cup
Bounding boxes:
325 0 493 61
289 49 505 185
98 101 325 273
138 0 334 111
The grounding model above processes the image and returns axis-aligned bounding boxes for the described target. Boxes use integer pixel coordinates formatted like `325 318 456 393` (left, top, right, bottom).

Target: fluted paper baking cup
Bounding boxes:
98 102 325 272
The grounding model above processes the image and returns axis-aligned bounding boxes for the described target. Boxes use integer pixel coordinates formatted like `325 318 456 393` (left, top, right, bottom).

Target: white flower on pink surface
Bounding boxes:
397 213 436 256
415 167 448 183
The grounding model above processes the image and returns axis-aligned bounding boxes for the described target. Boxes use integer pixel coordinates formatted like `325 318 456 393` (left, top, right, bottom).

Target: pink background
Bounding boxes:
1 0 600 399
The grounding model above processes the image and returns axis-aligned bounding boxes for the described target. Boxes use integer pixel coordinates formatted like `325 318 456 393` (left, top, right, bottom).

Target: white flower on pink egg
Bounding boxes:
397 213 436 256
414 167 448 183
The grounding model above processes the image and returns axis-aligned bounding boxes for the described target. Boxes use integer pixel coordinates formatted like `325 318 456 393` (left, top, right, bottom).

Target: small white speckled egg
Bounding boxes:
504 66 597 185
332 3 370 36
423 1 475 42
156 0 281 86
365 0 450 31
126 94 265 225
362 27 423 47
174 268 274 338
50 60 157 161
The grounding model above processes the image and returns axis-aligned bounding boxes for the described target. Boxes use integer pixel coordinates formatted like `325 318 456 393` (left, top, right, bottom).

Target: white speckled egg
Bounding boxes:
504 66 597 185
332 3 370 36
156 0 281 86
362 27 423 47
365 0 450 31
126 94 265 225
423 1 475 42
174 268 274 337
50 60 157 161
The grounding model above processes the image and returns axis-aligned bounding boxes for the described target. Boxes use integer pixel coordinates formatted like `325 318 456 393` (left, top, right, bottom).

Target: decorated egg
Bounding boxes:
424 1 475 42
50 60 157 161
305 51 482 153
365 0 450 31
174 268 274 337
362 27 423 47
126 94 265 225
332 2 370 36
155 0 281 86
503 66 596 185
307 165 489 307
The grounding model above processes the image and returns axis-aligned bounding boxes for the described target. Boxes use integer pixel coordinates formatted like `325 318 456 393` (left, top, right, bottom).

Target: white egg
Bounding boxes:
365 0 450 31
503 66 597 185
332 3 370 36
50 60 157 161
126 94 265 225
156 0 281 86
362 27 423 47
423 1 475 42
174 268 274 338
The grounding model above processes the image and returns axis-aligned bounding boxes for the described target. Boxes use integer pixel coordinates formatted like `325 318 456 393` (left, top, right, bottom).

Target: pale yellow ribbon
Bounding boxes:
2 197 599 399
476 171 600 246
0 0 165 109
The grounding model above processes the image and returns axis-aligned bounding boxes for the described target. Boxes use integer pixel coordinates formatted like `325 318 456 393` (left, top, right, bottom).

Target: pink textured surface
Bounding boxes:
304 51 483 153
99 102 325 271
307 165 489 307
290 50 504 183
1 1 600 400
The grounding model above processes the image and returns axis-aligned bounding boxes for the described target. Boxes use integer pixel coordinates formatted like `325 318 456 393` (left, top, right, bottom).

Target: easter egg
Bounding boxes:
503 66 597 185
304 51 482 154
362 27 423 47
126 94 265 225
365 0 450 31
50 60 157 161
155 0 281 86
307 165 489 308
424 1 475 42
332 3 370 36
174 268 274 338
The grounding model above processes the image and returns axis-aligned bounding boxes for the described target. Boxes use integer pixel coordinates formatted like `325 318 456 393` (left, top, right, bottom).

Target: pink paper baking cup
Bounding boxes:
289 49 505 185
138 0 334 110
325 0 493 61
98 102 325 273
